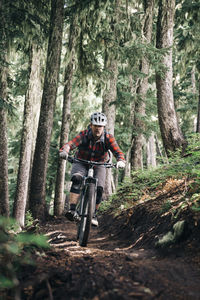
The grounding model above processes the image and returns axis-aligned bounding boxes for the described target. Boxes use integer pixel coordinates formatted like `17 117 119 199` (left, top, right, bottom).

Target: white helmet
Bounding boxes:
90 112 107 126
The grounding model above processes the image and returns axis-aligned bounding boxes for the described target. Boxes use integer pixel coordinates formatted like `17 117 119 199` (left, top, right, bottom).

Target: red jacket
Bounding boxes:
61 127 125 163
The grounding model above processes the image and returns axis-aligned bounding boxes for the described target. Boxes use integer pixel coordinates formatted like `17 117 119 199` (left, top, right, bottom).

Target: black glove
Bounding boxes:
59 150 68 159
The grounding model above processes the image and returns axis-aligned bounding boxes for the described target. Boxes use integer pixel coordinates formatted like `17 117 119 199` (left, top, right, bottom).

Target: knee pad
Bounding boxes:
70 173 83 194
96 186 103 204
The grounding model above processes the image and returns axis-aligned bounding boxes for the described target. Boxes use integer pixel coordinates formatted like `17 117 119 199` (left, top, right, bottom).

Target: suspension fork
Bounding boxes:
85 175 98 207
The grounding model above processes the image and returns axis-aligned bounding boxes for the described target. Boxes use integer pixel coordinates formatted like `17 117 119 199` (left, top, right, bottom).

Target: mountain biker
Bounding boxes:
59 112 126 227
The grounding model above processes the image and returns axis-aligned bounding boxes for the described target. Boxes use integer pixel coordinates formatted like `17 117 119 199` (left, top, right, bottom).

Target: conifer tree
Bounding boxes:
102 0 121 197
12 0 49 226
131 0 155 170
0 0 9 216
54 19 78 216
13 44 43 227
156 0 186 156
29 0 64 220
175 0 200 134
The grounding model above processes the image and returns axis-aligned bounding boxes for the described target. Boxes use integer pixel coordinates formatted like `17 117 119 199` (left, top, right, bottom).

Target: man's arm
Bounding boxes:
60 130 86 153
106 133 125 162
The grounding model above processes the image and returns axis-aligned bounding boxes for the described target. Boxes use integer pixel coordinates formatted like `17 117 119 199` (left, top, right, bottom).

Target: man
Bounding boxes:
59 112 125 226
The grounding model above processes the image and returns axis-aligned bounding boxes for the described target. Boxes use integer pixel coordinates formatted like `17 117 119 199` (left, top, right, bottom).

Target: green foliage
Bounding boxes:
101 134 200 214
0 98 17 117
156 220 186 248
174 0 200 133
190 193 200 212
0 217 49 291
25 210 35 228
5 0 200 220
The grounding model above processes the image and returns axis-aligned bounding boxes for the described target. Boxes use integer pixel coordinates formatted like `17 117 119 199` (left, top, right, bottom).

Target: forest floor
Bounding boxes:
12 184 200 300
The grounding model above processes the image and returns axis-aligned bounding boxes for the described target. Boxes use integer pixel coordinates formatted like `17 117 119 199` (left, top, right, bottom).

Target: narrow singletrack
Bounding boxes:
28 217 200 300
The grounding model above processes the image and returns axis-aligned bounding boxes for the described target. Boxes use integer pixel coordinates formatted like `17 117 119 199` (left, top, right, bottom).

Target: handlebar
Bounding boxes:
67 155 116 168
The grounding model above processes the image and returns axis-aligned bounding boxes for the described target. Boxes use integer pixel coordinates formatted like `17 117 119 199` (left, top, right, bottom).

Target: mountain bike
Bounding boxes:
67 156 116 247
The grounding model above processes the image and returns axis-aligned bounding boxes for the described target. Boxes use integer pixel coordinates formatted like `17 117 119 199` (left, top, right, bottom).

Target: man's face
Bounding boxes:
91 124 104 139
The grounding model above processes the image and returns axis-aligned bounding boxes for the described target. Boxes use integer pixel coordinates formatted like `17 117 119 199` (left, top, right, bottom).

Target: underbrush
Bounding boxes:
0 217 49 298
100 134 200 216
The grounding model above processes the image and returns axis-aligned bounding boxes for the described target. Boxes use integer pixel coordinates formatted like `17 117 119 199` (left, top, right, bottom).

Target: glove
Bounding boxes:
59 150 68 159
116 160 126 169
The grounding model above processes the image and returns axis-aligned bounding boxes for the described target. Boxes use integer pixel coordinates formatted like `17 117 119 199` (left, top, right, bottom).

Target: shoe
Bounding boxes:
92 214 98 227
65 210 75 221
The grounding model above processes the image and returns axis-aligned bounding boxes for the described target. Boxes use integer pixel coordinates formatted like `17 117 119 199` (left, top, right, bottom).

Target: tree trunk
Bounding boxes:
54 21 77 216
29 0 64 221
130 98 145 170
196 79 200 133
13 44 42 227
0 70 9 217
191 66 197 95
102 59 118 198
102 0 121 199
124 75 137 178
156 0 187 156
0 1 9 216
147 133 156 168
131 0 155 171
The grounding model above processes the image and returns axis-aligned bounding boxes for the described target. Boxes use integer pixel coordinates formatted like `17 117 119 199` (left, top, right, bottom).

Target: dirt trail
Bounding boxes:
22 216 200 300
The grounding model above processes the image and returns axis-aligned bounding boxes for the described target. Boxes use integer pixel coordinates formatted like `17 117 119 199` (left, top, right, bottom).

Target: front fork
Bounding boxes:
74 175 98 221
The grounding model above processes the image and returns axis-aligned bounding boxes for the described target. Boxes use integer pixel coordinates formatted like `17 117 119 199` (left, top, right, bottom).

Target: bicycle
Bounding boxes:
67 155 116 247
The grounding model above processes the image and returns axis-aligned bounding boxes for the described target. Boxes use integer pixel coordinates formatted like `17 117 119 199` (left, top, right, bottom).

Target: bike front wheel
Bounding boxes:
78 183 96 247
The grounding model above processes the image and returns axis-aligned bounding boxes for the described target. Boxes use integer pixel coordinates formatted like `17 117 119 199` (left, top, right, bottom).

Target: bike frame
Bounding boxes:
67 156 115 247
74 164 98 223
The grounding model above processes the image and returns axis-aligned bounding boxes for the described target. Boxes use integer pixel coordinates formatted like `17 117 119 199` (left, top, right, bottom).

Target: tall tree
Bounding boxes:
197 82 200 133
29 0 64 220
0 0 9 216
54 20 78 216
102 0 121 198
131 0 155 170
175 0 200 134
102 59 118 197
156 0 186 156
13 44 42 227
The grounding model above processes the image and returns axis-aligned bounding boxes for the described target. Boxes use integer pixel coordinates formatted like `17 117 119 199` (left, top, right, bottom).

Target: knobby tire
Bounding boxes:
78 183 95 247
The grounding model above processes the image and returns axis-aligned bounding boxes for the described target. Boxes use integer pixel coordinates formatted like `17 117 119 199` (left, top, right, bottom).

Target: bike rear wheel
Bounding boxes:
78 183 96 247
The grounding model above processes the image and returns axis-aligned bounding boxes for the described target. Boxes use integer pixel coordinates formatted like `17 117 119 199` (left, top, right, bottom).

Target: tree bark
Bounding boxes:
156 0 187 156
146 133 156 168
54 21 77 216
0 68 9 217
196 79 200 133
131 0 155 170
29 0 64 220
0 0 9 216
102 0 120 199
102 59 118 198
124 75 137 177
13 44 42 227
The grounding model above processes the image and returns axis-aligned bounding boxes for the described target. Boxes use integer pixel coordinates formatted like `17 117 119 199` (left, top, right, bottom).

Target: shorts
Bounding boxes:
71 162 106 188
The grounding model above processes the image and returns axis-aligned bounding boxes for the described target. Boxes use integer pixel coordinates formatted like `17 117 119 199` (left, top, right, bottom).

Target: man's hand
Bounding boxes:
116 160 126 169
59 150 68 159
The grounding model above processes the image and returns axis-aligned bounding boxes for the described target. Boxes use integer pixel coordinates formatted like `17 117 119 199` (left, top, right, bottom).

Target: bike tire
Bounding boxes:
78 183 96 247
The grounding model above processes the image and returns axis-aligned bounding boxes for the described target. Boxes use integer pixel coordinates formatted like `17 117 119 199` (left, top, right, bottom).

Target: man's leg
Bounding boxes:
65 174 82 221
69 192 80 209
66 162 86 221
